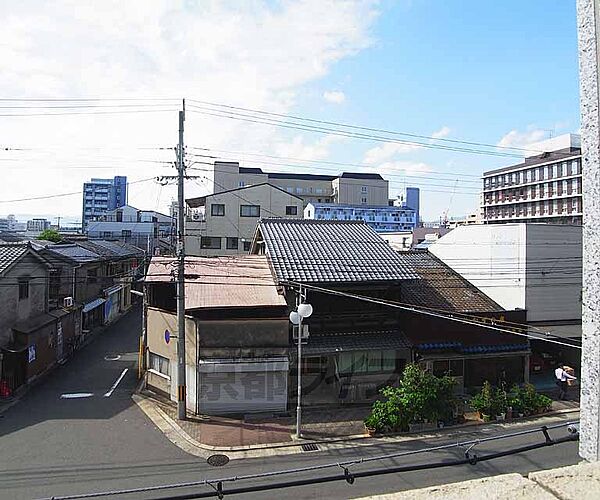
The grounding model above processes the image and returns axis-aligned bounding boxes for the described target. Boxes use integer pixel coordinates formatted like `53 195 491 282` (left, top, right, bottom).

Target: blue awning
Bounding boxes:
82 297 106 313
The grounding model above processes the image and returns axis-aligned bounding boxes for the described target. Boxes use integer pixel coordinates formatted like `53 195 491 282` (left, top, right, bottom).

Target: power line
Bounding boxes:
186 99 552 156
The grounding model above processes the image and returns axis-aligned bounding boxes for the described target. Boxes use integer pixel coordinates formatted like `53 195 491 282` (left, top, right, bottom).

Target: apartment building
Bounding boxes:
26 218 50 233
482 134 582 225
213 161 389 205
185 183 304 256
82 176 127 230
304 203 416 232
86 205 174 255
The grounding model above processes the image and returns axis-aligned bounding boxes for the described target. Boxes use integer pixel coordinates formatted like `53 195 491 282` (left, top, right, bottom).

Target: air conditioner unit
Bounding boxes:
63 297 74 308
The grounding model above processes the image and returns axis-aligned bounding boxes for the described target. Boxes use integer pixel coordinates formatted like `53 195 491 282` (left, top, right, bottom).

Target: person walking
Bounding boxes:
555 363 577 400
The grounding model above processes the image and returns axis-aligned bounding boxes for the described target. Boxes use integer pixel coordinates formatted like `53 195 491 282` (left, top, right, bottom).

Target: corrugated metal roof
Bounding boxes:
0 243 28 275
396 251 502 313
256 219 418 284
45 244 102 263
146 255 286 310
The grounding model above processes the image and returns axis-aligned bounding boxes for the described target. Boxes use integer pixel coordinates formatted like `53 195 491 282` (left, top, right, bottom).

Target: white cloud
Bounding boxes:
362 142 422 165
273 134 344 162
323 90 346 104
0 0 379 218
497 128 548 150
372 160 433 176
431 126 451 139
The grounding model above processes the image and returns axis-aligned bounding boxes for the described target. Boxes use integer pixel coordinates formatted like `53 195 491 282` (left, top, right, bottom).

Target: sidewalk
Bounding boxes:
133 387 580 460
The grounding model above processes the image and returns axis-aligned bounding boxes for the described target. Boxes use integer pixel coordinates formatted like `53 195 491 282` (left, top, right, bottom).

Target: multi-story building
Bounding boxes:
213 161 389 205
26 218 50 233
82 176 127 230
0 215 18 232
482 134 582 225
304 203 416 232
185 183 304 256
391 187 420 225
86 205 174 255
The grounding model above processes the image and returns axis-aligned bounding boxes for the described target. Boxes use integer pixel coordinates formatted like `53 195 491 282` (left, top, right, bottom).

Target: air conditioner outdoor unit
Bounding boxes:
63 296 74 308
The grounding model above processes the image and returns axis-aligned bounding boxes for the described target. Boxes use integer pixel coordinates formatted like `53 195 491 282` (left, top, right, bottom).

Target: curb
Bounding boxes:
131 390 581 460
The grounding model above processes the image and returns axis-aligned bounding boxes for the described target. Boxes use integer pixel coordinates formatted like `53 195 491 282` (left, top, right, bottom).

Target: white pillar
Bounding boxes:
577 0 600 461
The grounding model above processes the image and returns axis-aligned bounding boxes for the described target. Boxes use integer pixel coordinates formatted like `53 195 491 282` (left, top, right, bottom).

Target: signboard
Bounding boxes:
164 329 171 344
28 344 36 363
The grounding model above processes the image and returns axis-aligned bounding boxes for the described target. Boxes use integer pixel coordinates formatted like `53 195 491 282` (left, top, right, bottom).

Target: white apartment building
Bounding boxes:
304 203 417 232
87 205 174 255
429 223 582 337
185 183 304 256
482 134 582 225
213 161 389 205
26 218 50 233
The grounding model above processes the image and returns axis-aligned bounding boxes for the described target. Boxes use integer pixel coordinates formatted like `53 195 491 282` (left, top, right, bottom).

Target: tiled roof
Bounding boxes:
303 330 411 356
397 251 502 312
82 240 144 257
146 255 286 310
45 244 102 263
255 219 418 284
0 243 29 275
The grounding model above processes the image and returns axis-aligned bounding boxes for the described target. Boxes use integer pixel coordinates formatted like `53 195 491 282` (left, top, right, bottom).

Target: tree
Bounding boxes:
37 228 62 243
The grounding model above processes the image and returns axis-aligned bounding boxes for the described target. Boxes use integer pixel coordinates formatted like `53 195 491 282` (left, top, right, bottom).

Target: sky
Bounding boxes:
0 0 581 224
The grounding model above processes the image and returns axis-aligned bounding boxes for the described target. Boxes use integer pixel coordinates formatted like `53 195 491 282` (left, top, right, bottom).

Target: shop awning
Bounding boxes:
302 330 412 356
82 297 106 313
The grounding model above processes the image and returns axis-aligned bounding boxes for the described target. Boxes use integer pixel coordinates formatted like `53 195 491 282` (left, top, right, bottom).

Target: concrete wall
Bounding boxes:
525 224 582 322
429 224 527 312
0 254 48 347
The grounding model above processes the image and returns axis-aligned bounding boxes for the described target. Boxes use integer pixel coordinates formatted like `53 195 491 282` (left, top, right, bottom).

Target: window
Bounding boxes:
226 237 238 250
285 205 298 216
337 350 396 375
121 229 132 237
239 181 246 188
87 268 98 284
211 204 225 216
18 278 30 300
572 160 579 175
243 241 251 252
116 210 123 222
295 187 303 194
361 186 367 193
200 236 221 249
102 231 112 238
361 197 367 204
240 205 260 217
149 352 170 376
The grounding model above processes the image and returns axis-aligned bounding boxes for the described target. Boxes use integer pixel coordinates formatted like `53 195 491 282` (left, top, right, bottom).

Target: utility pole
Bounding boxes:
177 100 187 420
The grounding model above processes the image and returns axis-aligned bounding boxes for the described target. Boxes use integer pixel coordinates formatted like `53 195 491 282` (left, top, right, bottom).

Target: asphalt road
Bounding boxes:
0 307 582 500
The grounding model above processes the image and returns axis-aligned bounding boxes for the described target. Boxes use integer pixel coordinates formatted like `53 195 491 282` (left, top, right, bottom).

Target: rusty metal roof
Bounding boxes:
145 255 286 310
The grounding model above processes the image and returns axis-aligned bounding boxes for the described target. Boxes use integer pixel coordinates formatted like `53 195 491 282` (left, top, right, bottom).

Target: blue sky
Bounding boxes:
0 0 581 223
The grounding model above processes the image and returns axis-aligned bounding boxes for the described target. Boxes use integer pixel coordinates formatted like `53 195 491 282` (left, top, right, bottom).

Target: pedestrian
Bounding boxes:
555 363 577 400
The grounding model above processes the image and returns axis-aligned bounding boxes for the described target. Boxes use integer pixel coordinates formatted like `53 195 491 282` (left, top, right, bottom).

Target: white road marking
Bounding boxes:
60 393 94 399
104 368 129 398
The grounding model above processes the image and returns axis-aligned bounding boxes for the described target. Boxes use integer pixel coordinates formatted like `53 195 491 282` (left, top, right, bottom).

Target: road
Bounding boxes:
0 307 581 500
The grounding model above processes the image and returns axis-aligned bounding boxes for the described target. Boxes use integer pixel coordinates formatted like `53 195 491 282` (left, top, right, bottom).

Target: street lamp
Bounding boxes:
289 291 312 439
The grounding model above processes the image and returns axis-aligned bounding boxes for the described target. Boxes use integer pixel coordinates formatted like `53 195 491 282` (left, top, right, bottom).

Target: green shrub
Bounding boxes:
363 363 456 433
470 381 495 416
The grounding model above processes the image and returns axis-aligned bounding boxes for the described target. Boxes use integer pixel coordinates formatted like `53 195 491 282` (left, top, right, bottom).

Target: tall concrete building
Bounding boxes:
482 134 582 225
82 176 127 230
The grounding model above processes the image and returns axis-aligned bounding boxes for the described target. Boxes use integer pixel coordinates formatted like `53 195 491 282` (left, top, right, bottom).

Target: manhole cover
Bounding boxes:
207 454 230 467
301 443 319 452
104 354 121 361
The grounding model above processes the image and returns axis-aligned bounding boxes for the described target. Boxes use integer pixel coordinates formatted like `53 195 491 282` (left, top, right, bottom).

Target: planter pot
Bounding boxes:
365 426 376 437
518 412 524 418
496 413 506 422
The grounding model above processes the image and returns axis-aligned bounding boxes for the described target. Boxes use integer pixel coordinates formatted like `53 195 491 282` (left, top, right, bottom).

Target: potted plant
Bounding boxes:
494 387 508 421
364 414 378 436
